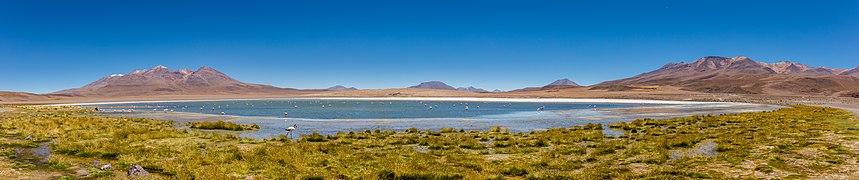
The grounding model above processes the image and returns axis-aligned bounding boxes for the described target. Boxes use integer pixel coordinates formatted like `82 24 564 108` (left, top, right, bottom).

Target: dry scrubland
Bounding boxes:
1 105 859 179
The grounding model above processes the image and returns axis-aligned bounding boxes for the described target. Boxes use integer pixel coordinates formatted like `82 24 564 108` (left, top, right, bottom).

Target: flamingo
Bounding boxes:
285 124 298 138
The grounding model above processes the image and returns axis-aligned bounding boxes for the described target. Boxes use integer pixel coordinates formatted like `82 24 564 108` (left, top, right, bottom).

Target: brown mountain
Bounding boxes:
408 81 456 90
543 78 581 88
513 78 581 92
593 56 859 96
52 65 298 97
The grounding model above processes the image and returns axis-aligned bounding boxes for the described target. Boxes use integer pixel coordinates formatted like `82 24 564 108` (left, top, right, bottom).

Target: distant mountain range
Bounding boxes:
408 81 489 93
52 65 299 97
512 78 581 92
456 86 489 93
326 85 358 91
3 56 858 101
594 56 859 96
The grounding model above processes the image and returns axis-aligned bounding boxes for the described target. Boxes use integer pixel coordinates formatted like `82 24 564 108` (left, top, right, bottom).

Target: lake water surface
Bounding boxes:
86 98 783 139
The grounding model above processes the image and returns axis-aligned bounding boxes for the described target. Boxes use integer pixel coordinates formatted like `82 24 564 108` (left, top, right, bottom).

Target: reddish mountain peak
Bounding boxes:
197 66 216 71
688 56 732 71
674 56 855 75
194 66 230 76
766 61 808 73
594 56 859 95
656 62 680 70
680 56 771 73
134 65 176 78
146 65 171 71
729 56 750 62
771 61 808 67
690 56 730 64
191 66 231 79
51 65 276 96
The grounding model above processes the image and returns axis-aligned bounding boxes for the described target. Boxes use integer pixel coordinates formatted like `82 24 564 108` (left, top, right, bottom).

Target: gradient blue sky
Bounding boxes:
1 0 857 93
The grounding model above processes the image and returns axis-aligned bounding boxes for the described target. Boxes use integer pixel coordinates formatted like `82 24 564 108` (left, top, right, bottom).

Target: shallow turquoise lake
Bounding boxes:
87 98 782 139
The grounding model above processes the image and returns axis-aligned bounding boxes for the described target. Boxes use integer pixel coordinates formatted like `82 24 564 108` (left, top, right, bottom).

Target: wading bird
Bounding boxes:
285 124 298 138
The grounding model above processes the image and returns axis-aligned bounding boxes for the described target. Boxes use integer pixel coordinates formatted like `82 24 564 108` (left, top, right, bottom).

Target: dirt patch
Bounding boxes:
407 145 429 153
627 163 650 174
484 154 510 161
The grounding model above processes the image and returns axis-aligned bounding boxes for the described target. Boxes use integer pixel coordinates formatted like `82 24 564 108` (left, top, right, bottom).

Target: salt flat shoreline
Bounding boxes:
47 97 740 106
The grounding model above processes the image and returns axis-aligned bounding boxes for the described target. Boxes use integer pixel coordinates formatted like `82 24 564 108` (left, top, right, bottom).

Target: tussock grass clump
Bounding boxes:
301 132 327 142
187 120 259 131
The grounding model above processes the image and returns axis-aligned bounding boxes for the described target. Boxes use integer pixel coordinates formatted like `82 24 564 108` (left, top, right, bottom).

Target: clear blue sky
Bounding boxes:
1 0 857 93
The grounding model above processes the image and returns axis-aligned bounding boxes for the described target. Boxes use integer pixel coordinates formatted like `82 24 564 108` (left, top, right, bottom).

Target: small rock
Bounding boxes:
100 164 112 170
127 164 149 177
25 136 33 140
